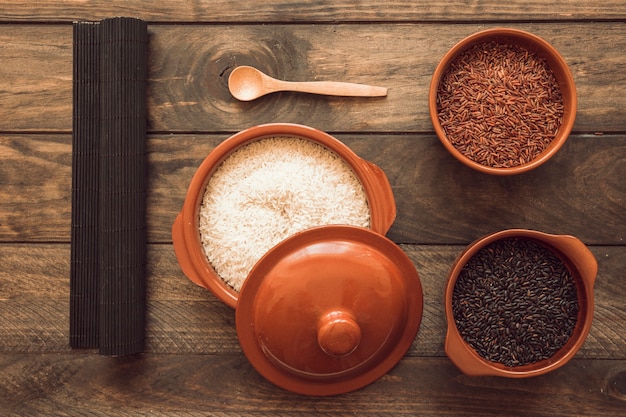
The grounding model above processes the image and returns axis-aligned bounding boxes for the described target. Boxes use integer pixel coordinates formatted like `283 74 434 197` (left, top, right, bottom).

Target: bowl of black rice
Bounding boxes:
444 229 597 377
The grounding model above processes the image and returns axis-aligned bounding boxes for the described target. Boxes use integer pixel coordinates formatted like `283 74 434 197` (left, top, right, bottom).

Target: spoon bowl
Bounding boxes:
228 66 387 101
229 66 266 101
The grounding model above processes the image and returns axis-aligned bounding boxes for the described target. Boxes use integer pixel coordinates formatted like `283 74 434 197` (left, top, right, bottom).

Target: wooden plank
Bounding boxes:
2 133 625 245
0 353 625 416
0 135 72 240
1 243 624 359
1 1 626 23
377 133 626 245
0 25 73 132
1 23 626 133
148 23 626 133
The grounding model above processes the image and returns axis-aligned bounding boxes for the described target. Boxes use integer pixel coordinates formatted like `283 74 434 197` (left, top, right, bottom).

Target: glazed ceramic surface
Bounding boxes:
236 225 423 396
172 123 396 308
444 229 597 377
429 28 577 175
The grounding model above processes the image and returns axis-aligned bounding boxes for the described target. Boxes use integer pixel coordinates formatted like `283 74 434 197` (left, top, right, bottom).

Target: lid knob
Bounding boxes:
317 310 361 357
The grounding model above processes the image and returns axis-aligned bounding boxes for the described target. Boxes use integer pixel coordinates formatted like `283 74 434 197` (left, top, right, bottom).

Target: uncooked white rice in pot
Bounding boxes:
198 136 371 292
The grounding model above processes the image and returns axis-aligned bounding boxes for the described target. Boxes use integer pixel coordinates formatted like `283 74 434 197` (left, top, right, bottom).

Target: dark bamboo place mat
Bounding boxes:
70 17 148 356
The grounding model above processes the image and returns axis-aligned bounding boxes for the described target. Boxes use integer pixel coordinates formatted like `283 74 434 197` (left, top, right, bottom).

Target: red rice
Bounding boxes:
437 42 564 168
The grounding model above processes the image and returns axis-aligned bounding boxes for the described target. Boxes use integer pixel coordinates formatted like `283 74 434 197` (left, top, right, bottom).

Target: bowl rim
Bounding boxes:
443 229 597 377
428 27 578 175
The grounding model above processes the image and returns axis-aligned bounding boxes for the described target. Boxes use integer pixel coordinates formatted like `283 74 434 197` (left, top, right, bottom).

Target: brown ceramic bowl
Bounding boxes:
172 123 396 308
429 28 577 175
444 229 597 377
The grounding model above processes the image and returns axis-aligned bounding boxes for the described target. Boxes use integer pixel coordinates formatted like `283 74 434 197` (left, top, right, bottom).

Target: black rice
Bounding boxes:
452 238 579 367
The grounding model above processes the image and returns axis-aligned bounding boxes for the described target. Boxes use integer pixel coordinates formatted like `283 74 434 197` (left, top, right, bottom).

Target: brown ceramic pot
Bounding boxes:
444 229 597 377
172 123 396 308
429 28 577 175
236 225 423 396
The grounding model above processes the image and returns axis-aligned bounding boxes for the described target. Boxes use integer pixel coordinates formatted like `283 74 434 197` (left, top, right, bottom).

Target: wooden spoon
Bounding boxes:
228 66 388 101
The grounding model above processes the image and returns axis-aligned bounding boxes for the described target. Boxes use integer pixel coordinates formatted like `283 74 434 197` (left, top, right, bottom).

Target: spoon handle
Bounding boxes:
273 80 387 97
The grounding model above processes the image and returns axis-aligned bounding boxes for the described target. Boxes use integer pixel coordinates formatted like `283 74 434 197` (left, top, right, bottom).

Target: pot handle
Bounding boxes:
444 322 499 376
360 159 396 235
541 234 598 289
172 212 207 288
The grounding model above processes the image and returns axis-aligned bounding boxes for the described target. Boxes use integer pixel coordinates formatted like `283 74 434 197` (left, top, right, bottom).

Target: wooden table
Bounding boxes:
1 1 626 415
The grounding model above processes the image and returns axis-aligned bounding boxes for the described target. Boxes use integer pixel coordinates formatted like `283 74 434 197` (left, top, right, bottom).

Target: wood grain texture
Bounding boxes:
2 134 625 245
1 353 625 416
1 23 626 133
1 243 624 360
2 2 626 413
0 26 73 132
1 0 626 23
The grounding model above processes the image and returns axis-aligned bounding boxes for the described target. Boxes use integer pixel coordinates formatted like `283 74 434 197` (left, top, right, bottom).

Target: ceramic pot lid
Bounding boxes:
235 225 423 396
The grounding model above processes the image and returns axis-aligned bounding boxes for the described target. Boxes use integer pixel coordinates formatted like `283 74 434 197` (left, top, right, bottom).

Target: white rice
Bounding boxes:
198 136 371 292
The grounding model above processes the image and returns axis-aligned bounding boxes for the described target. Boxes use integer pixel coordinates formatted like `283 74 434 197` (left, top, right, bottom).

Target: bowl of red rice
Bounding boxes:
172 123 396 308
429 28 577 175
